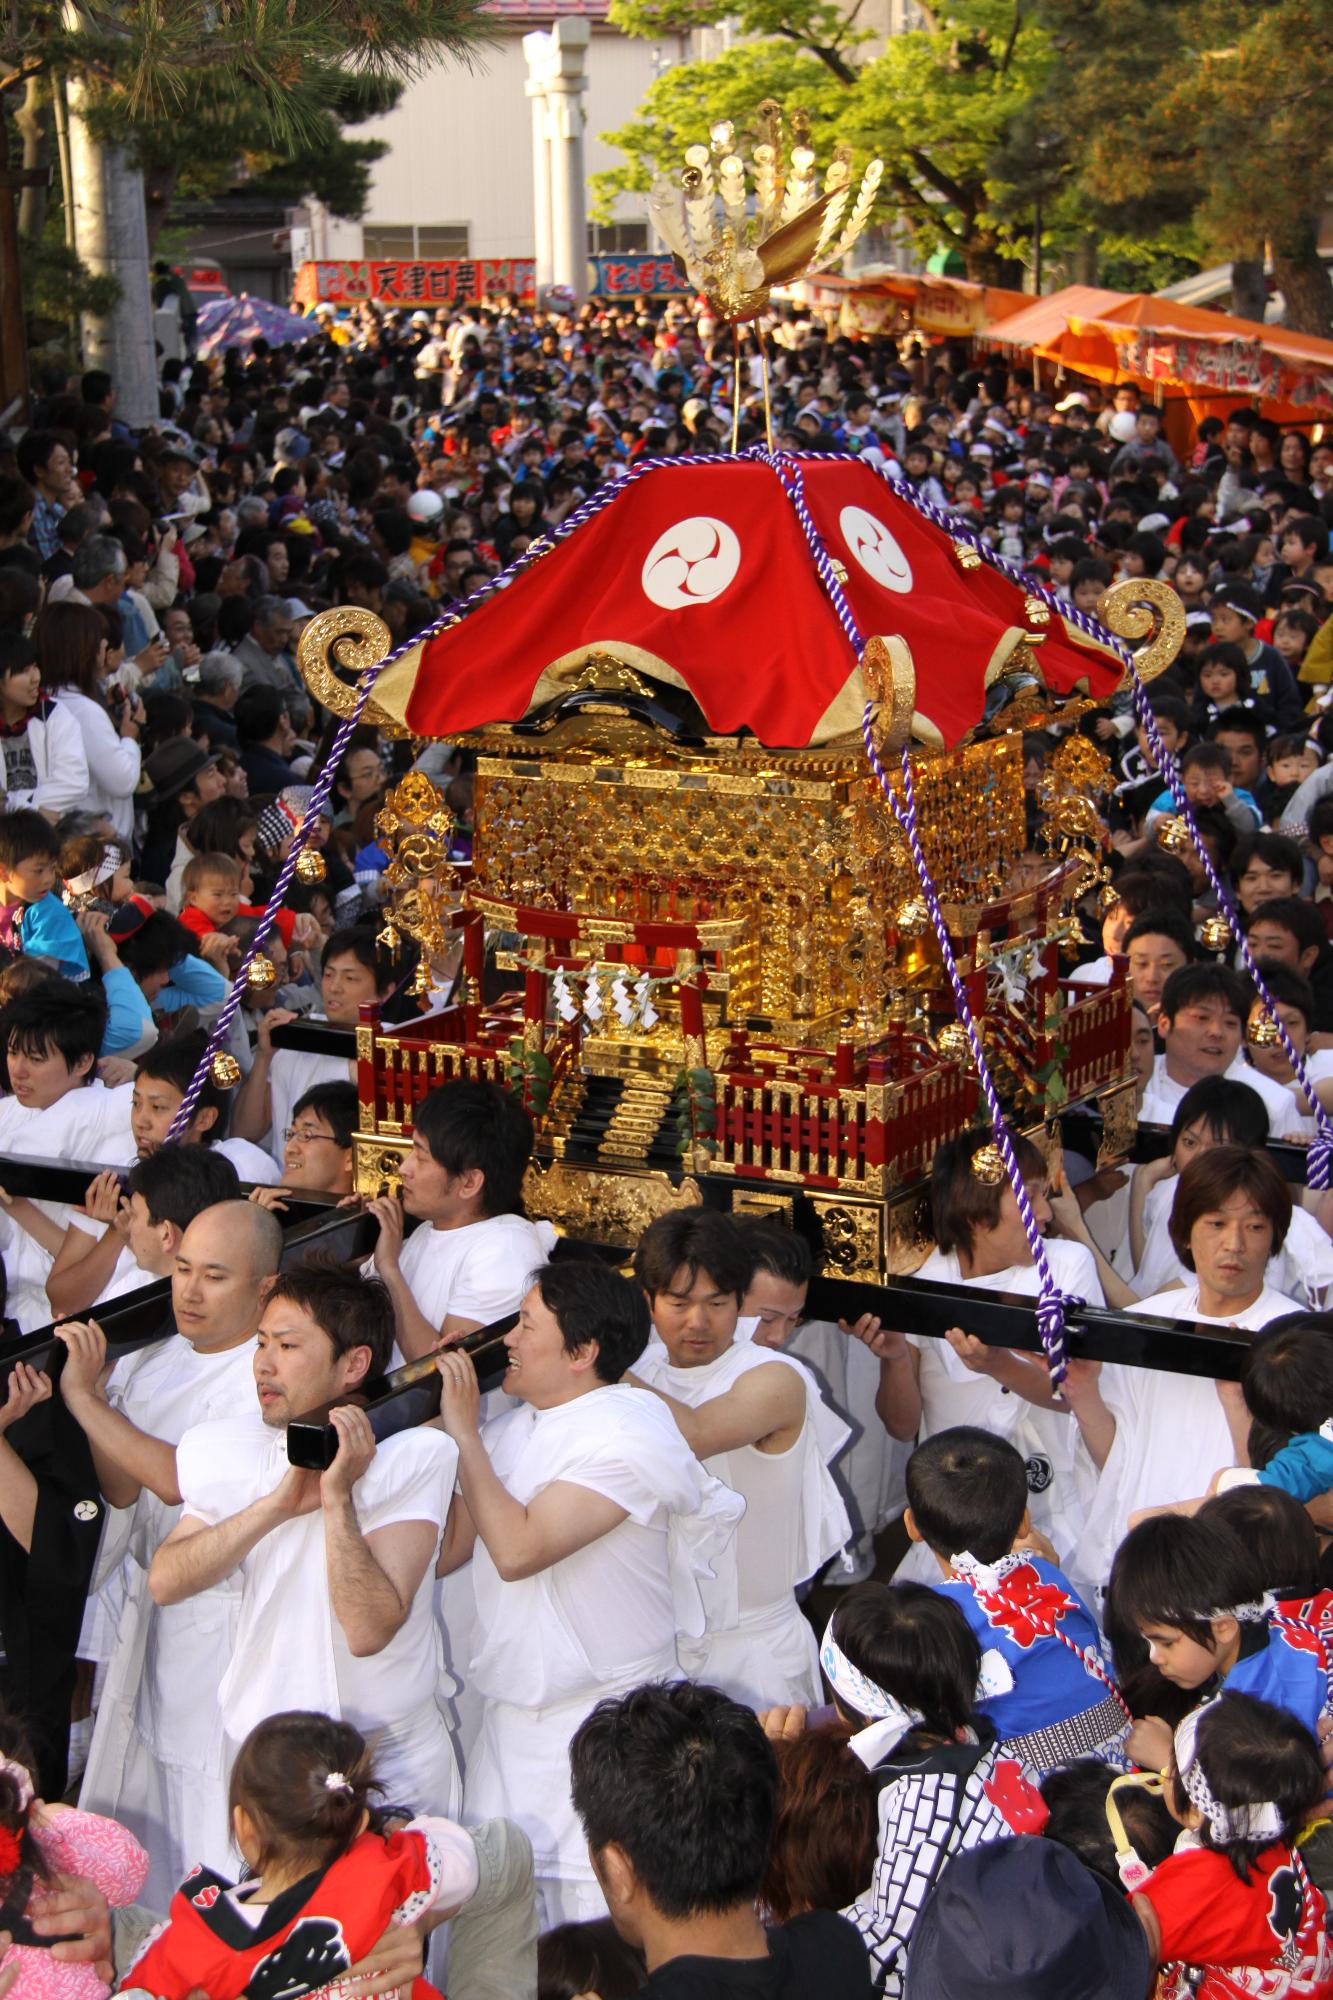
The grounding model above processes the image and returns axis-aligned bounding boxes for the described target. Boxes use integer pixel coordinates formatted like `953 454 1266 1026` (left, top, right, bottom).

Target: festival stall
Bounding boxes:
979 285 1333 453
795 266 1030 342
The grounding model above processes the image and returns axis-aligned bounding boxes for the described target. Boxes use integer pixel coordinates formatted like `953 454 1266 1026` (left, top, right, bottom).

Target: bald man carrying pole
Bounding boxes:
60 1200 282 1907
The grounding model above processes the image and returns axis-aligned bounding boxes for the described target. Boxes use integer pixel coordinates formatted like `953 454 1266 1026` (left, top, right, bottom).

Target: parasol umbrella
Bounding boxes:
195 293 319 356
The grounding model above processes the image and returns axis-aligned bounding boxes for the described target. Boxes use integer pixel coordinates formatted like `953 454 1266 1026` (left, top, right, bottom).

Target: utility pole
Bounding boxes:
0 115 31 423
63 14 158 425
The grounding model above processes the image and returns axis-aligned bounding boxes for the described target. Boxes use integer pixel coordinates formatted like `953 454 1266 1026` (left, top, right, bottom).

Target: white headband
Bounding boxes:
1204 1593 1274 1625
64 850 121 900
820 1616 1013 1770
1174 1701 1283 1846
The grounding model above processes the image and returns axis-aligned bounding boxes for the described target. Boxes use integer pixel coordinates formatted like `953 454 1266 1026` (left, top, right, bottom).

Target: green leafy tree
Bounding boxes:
0 0 491 407
597 0 1067 283
132 73 403 250
1033 0 1333 334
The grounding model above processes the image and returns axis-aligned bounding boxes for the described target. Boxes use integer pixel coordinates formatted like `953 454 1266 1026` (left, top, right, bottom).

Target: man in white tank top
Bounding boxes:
631 1210 850 1709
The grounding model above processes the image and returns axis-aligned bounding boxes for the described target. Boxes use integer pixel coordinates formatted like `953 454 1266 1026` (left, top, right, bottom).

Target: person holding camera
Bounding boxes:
35 601 143 846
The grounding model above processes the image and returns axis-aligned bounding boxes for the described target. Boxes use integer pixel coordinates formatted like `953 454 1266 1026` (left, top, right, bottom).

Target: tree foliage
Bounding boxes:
131 72 402 244
598 0 1069 283
0 0 491 149
1032 0 1333 332
602 0 1332 327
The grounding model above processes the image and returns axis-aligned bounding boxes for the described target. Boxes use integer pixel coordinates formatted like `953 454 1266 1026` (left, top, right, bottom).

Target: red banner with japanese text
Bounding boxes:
293 260 537 307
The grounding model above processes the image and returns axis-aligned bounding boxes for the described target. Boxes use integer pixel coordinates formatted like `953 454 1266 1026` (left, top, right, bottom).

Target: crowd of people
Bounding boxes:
0 294 1332 1997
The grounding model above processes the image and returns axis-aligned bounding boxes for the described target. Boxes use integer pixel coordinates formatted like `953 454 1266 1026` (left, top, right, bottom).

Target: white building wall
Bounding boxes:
324 27 678 262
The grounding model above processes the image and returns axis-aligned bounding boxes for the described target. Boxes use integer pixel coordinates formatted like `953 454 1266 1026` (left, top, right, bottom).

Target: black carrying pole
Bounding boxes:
285 1312 519 1470
805 1272 1258 1382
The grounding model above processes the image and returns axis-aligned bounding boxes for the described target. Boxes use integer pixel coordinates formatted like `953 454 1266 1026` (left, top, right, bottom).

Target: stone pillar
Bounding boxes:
523 33 554 292
525 18 589 304
65 66 158 426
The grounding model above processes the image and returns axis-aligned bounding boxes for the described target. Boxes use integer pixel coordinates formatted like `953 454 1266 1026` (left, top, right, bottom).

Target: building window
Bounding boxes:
417 225 471 258
589 222 648 255
363 224 470 259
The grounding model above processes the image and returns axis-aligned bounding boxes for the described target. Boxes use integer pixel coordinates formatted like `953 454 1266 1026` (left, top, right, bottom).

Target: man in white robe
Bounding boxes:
742 1217 904 1582
151 1263 460 1825
360 1078 554 1362
435 1257 743 1930
631 1210 851 1708
849 1129 1101 1579
1063 1144 1301 1606
1138 962 1297 1132
358 1077 554 1762
67 1200 282 1909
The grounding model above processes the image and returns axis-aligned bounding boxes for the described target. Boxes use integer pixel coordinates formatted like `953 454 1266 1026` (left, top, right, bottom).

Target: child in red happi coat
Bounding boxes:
1133 1691 1333 2000
119 1712 480 2000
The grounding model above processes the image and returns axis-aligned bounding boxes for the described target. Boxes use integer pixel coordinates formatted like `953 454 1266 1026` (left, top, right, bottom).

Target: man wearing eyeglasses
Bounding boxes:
247 1084 358 1214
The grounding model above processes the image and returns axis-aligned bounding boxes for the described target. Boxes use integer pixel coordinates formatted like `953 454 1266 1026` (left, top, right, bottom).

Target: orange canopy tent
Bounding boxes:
979 285 1333 454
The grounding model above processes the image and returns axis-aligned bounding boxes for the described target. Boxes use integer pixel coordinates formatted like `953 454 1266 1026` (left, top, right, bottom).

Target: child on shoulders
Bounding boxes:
905 1427 1129 1773
0 808 88 980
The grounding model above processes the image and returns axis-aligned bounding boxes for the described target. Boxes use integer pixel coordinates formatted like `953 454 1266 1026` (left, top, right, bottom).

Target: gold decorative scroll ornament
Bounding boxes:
296 606 400 730
1095 578 1187 685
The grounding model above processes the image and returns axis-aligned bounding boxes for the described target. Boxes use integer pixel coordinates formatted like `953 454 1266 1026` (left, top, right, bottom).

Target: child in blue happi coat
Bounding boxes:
0 809 87 980
905 1426 1129 1772
1108 1511 1331 1777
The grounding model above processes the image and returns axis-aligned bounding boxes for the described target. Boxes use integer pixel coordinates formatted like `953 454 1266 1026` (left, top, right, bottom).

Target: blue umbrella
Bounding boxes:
195 292 319 355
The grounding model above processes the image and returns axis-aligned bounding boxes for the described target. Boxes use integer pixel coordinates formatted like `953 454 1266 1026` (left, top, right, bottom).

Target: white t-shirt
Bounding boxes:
1263 1047 1333 1140
1133 1175 1333 1307
1068 1282 1301 1603
368 1213 556 1334
177 1414 456 1742
264 1044 355 1166
1139 1052 1299 1133
903 1237 1102 1566
214 1134 283 1185
0 1082 136 1329
107 1333 258 1768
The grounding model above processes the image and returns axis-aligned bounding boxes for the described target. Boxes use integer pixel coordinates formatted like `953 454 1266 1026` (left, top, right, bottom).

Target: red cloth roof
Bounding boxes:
385 455 1126 750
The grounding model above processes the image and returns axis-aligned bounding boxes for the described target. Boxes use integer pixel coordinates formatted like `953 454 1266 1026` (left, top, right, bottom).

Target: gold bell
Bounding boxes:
410 959 433 997
210 1051 242 1088
295 847 326 884
1248 1011 1282 1048
1200 915 1232 954
971 1142 1007 1185
1155 815 1191 856
952 539 983 571
936 1022 971 1062
895 897 931 939
246 954 277 990
1024 595 1052 626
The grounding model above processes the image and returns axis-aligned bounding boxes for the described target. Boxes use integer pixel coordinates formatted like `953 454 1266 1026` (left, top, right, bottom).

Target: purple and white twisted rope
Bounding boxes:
1127 682 1333 1190
755 448 1077 1377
